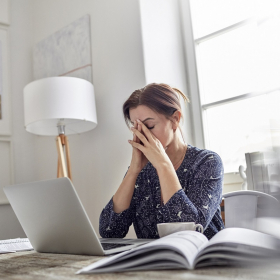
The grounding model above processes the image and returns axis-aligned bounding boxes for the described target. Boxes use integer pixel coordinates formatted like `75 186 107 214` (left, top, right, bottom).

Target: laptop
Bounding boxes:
3 177 152 255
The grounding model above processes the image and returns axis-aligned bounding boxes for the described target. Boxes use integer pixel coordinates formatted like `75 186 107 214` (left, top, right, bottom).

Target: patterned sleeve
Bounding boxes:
159 152 223 231
99 170 136 238
99 197 135 238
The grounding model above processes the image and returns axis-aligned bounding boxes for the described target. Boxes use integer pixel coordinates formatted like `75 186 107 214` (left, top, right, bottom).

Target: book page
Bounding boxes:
205 228 280 250
156 231 208 267
79 251 187 274
77 231 208 274
194 228 280 267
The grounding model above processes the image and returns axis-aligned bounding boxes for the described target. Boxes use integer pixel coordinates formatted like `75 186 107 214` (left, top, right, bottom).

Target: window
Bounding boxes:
184 0 280 173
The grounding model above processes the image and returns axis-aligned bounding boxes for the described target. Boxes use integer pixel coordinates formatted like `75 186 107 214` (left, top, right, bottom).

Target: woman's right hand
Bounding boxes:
129 122 148 175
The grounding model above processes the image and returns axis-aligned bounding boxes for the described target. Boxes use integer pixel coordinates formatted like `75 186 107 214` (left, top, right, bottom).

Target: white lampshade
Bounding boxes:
23 77 98 136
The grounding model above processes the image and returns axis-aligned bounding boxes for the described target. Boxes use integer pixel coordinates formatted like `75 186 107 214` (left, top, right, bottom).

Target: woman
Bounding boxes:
99 83 224 240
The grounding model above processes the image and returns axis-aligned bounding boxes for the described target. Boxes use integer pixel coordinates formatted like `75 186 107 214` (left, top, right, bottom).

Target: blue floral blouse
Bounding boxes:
99 144 225 240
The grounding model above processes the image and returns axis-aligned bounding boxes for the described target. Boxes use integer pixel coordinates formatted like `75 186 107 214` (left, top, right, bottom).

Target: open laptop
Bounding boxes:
3 177 152 255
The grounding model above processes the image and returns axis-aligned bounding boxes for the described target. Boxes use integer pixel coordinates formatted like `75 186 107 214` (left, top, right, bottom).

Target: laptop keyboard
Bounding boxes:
101 242 133 250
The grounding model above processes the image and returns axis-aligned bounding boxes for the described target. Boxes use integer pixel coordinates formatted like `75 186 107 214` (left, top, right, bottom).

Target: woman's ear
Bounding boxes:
171 110 181 131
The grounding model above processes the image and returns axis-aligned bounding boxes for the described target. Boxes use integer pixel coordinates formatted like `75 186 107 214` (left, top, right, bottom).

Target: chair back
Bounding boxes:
223 190 280 230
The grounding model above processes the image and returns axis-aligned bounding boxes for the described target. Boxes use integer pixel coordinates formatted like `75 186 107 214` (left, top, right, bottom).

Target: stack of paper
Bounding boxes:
0 238 33 254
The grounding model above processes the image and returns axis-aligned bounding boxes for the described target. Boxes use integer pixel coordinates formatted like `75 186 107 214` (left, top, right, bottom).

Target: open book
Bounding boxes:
77 228 280 274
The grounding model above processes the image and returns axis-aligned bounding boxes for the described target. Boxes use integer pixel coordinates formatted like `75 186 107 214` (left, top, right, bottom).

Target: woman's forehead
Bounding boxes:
129 105 160 122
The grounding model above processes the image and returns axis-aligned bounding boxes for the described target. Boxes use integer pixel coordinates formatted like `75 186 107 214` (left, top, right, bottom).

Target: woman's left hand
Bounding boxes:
128 119 171 170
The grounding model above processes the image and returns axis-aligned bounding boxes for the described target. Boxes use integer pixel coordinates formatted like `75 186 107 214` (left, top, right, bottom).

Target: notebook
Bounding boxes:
4 178 152 255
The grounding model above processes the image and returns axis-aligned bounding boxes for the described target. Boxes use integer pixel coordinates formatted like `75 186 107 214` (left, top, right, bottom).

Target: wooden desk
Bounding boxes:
1 251 280 279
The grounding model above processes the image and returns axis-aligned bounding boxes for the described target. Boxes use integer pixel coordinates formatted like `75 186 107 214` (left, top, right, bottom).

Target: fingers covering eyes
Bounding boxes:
137 121 154 143
133 128 148 144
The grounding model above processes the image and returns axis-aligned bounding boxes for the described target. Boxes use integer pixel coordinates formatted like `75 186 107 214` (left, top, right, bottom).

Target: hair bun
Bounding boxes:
172 87 190 103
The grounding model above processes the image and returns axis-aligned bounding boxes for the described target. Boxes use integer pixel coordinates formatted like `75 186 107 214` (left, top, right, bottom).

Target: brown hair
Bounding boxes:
123 83 189 128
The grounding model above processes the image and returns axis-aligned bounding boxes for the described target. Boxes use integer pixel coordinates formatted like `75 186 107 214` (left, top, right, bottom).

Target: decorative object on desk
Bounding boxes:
76 228 280 274
245 152 267 192
239 165 247 190
245 151 280 194
270 119 280 152
33 14 92 83
23 77 97 180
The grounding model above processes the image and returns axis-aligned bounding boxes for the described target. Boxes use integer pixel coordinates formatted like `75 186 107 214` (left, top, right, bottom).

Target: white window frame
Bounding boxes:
179 0 205 149
179 0 280 183
178 0 244 187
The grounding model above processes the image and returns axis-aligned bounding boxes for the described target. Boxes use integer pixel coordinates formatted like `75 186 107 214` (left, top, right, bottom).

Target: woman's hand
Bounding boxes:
128 119 171 171
128 121 148 175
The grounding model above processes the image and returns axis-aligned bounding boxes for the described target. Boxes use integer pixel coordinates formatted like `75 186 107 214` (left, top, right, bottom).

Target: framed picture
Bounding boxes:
0 26 11 135
0 139 13 204
0 0 10 26
33 14 92 83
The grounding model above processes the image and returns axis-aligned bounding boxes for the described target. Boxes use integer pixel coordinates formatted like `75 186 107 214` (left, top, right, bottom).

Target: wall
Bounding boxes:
0 0 36 239
30 0 146 238
0 0 148 239
0 204 25 238
10 0 36 184
139 0 193 144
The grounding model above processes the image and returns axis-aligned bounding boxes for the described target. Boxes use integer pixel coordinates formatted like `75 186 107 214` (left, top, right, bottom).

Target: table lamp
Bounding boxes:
23 77 98 181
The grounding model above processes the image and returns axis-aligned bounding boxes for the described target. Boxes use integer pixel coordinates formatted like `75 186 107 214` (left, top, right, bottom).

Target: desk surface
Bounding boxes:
1 251 280 280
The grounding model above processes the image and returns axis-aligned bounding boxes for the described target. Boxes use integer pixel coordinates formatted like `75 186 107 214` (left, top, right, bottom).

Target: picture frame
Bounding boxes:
0 26 11 135
0 138 14 204
33 14 92 83
0 0 10 26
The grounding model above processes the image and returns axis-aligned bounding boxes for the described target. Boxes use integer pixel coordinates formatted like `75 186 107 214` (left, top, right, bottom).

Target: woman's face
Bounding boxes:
129 105 175 149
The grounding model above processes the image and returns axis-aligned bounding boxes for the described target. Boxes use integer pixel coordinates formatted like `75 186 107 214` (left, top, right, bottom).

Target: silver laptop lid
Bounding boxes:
4 177 105 255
